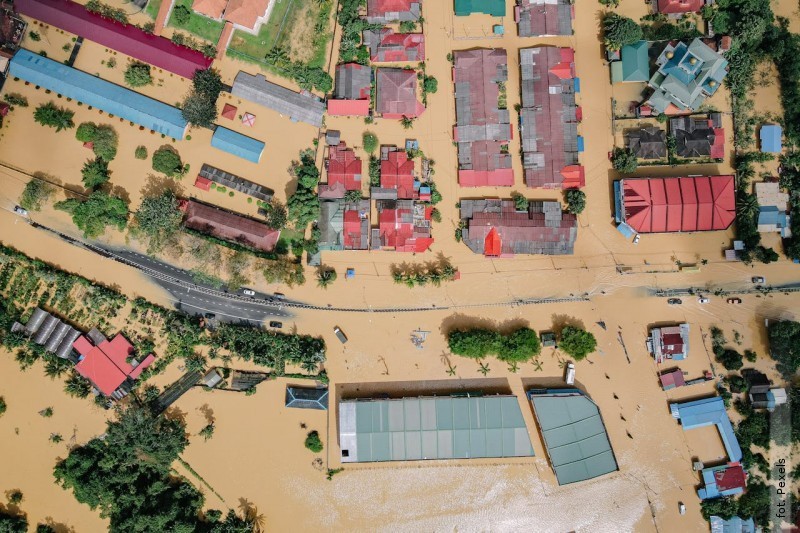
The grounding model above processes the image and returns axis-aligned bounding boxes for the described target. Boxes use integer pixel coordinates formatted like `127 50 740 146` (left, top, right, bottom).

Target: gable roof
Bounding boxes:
15 0 212 78
657 0 704 13
364 28 425 62
627 126 666 159
231 71 325 127
618 41 650 82
74 333 154 396
211 126 265 163
669 115 723 158
333 63 372 100
670 396 742 462
760 124 782 153
455 0 505 16
376 68 424 118
516 0 573 36
318 199 370 250
373 199 433 252
181 199 280 252
366 0 420 23
224 0 270 29
380 146 416 199
192 0 227 19
325 142 362 192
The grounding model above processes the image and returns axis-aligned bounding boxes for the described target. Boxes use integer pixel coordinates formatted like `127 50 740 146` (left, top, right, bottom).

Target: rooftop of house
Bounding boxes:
321 142 362 195
515 0 573 37
192 0 227 19
754 181 788 211
372 199 433 252
670 396 742 462
760 124 782 153
610 40 650 83
648 324 690 361
210 126 265 164
366 0 420 23
333 63 372 101
285 387 329 410
180 199 280 252
627 126 667 159
224 0 271 29
231 71 325 127
380 146 416 199
74 333 155 396
0 6 25 54
363 28 425 62
376 68 424 119
698 463 746 500
669 115 724 159
318 198 370 251
657 0 704 14
454 0 505 16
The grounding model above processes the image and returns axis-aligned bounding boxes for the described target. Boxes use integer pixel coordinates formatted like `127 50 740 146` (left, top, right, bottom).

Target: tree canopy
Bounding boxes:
75 123 118 161
132 190 184 253
287 152 321 227
559 326 597 360
565 189 586 214
0 511 27 533
55 191 129 238
448 327 541 363
152 147 184 177
611 147 638 173
768 320 800 375
362 132 378 153
603 14 643 50
19 178 56 211
33 102 75 132
124 61 153 88
81 157 111 189
182 69 222 128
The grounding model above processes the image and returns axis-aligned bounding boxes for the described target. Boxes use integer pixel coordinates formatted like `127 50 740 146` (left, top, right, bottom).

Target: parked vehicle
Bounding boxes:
13 205 28 217
242 289 255 296
333 326 348 344
633 234 641 245
752 276 765 284
269 321 283 328
679 503 686 515
698 297 710 304
204 313 216 319
273 292 285 300
565 362 576 385
727 297 742 304
667 298 682 305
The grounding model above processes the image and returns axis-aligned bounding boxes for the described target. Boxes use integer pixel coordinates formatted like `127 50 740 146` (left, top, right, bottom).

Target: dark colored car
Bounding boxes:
269 321 283 328
667 298 682 305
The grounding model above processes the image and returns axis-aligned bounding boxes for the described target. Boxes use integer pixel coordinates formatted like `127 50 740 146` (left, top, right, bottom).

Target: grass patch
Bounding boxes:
168 0 225 42
229 0 296 59
144 0 163 20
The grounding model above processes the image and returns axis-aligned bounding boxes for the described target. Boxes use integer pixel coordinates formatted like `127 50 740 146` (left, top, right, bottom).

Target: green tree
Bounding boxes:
398 20 417 33
0 396 6 417
603 13 643 50
172 5 191 24
34 102 75 132
559 326 597 360
63 371 92 398
261 199 288 229
81 157 111 189
192 68 223 99
316 267 337 288
362 132 378 153
134 145 148 160
75 122 98 142
152 146 184 177
512 193 528 211
123 61 153 88
55 191 129 238
498 327 541 363
304 430 323 453
716 348 744 371
423 76 438 94
19 179 56 211
768 320 800 375
199 423 215 441
181 93 217 128
0 511 27 533
565 189 586 214
132 190 184 253
700 496 738 520
611 147 638 173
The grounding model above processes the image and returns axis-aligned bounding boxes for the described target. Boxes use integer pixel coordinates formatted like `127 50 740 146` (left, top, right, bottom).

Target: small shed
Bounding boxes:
201 368 224 388
194 175 212 191
285 387 329 410
221 103 237 120
241 112 256 127
326 129 341 146
540 332 556 347
659 368 686 390
760 124 782 153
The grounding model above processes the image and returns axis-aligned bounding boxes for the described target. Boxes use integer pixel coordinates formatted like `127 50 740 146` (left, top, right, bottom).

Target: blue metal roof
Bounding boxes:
758 206 788 228
760 124 782 153
709 515 755 533
670 397 742 462
9 49 187 139
211 127 264 163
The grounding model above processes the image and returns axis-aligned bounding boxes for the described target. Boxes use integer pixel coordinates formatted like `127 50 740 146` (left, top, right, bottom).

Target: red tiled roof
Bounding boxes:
711 127 725 159
73 333 154 395
661 332 685 355
370 30 425 62
193 0 227 19
72 335 94 357
327 143 362 191
221 103 238 120
376 68 424 118
343 210 362 249
657 0 703 13
194 175 212 191
715 463 746 491
181 199 280 252
621 176 735 234
327 99 371 116
659 369 686 389
224 0 271 29
368 0 415 16
459 168 514 187
484 227 502 256
377 203 432 252
15 0 213 78
381 148 416 198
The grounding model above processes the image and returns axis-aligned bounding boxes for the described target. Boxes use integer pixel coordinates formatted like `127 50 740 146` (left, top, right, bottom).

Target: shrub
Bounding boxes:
448 327 540 362
611 147 638 173
716 348 744 371
304 430 323 453
123 61 153 88
151 146 184 177
8 490 23 504
19 179 56 211
29 31 40 41
134 145 148 159
172 5 191 24
33 102 75 132
3 93 29 107
603 13 642 50
81 157 111 188
91 125 118 161
565 189 586 214
0 396 5 417
75 122 98 142
423 76 438 94
512 193 528 211
362 132 378 153
559 326 597 360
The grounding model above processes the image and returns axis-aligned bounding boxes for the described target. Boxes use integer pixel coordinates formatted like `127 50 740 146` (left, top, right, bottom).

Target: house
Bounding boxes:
520 47 584 189
453 49 513 186
454 0 505 16
375 68 424 119
755 182 791 235
363 28 425 62
459 199 578 256
10 308 80 360
610 41 650 83
200 368 224 388
627 126 667 159
328 63 371 116
697 463 747 500
669 114 724 159
15 0 212 78
372 199 433 252
748 371 788 411
318 198 370 251
191 0 271 30
366 0 420 24
515 0 573 37
760 124 782 153
285 387 329 410
709 516 756 533
614 176 735 233
197 164 274 202
647 323 690 362
644 38 728 114
73 331 155 398
656 0 704 15
179 199 281 252
372 145 417 199
231 71 326 127
319 142 363 198
0 5 25 73
670 396 742 462
9 50 188 139
210 126 265 163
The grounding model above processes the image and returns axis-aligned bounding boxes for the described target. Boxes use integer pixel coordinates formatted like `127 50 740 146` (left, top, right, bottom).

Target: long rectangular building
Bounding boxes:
339 394 534 462
231 71 325 128
179 199 280 252
9 49 188 139
520 47 584 189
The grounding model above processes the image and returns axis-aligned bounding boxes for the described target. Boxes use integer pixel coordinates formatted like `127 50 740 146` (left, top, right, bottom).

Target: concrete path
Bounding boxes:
153 0 175 36
215 21 234 61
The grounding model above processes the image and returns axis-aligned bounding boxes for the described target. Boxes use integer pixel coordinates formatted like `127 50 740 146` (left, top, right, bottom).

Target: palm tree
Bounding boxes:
507 361 519 373
316 267 337 288
391 270 404 284
401 115 414 129
736 192 759 220
531 359 543 372
478 361 490 376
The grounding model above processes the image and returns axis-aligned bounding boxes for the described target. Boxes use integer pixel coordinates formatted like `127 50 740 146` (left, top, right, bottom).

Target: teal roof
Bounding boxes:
529 389 618 485
9 49 187 139
620 41 650 82
210 127 264 163
760 124 782 153
454 0 506 16
339 395 534 462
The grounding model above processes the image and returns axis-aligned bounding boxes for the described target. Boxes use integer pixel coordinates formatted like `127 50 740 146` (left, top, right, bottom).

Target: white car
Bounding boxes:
13 205 28 217
633 234 641 245
242 289 255 296
698 297 710 304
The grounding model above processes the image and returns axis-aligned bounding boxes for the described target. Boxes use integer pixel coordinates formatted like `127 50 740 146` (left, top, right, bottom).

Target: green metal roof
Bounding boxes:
529 389 618 485
454 0 506 17
339 395 534 462
620 41 650 82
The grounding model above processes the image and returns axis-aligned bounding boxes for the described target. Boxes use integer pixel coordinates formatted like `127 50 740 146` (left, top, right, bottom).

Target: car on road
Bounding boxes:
752 276 765 284
333 326 348 344
242 289 255 296
269 321 283 328
727 297 742 304
633 234 641 245
667 298 682 305
13 205 28 217
698 297 710 304
204 313 216 319
273 292 285 300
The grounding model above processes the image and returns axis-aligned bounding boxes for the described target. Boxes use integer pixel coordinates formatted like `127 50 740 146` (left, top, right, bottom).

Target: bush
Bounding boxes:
123 61 152 88
448 327 540 362
423 76 438 94
559 326 597 360
81 157 111 189
172 5 191 24
3 93 29 107
33 102 75 132
0 396 5 416
91 125 118 161
716 348 743 371
362 132 378 153
134 145 148 159
19 179 56 211
512 193 528 211
151 146 184 177
75 122 97 142
611 147 638 173
304 430 323 452
603 13 642 50
565 189 586 214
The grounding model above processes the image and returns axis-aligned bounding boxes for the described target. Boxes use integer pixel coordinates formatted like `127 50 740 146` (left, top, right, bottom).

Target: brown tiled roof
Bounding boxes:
180 199 280 252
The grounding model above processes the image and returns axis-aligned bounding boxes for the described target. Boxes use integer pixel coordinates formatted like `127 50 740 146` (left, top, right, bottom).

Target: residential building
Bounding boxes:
748 375 788 411
200 368 224 388
191 0 271 30
319 142 363 198
610 41 650 83
0 5 25 73
231 71 326 127
363 28 424 62
647 323 690 362
318 198 370 251
697 463 746 500
669 114 724 159
460 199 577 256
614 176 736 234
285 387 329 410
656 0 704 15
210 126 265 163
627 126 667 159
328 63 371 116
365 0 420 24
520 47 584 189
196 164 274 202
375 68 424 119
73 331 155 397
373 145 417 199
645 38 728 114
9 50 188 139
529 389 618 485
515 0 573 37
760 124 782 153
453 49 513 186
709 516 756 533
15 0 212 78
670 396 743 462
755 181 791 235
455 0 505 16
192 0 227 19
339 394 533 462
179 199 281 252
372 199 433 252
10 308 80 360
